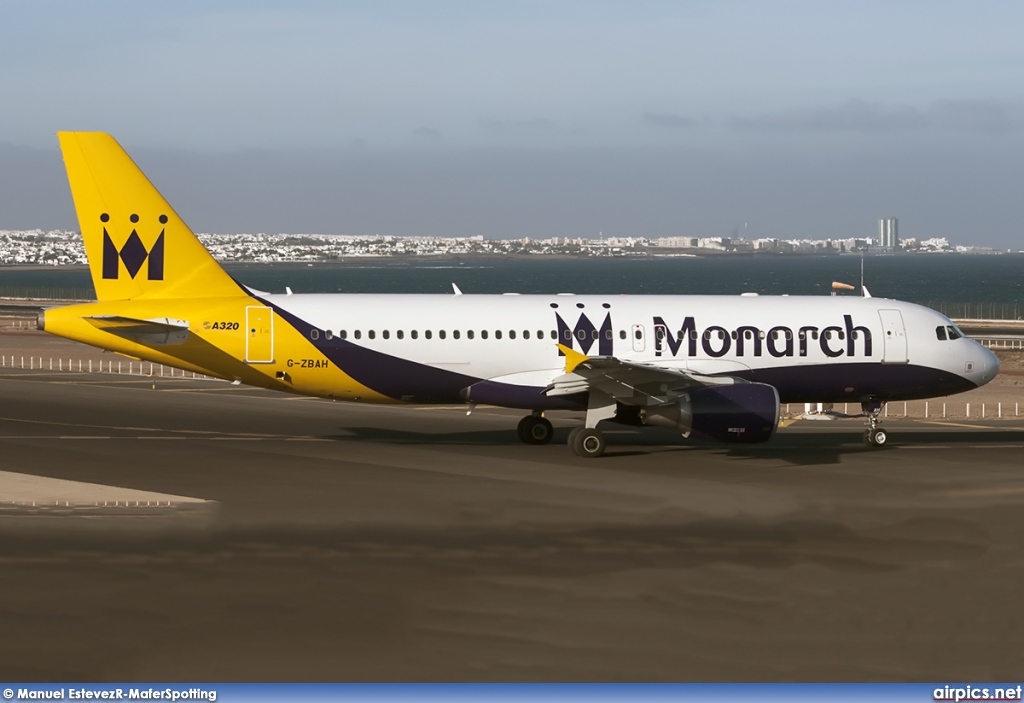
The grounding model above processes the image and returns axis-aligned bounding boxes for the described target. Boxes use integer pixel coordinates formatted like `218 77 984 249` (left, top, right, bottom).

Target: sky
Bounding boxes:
1 0 1023 246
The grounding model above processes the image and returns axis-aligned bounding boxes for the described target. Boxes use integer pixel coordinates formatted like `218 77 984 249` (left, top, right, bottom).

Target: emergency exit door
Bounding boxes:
631 324 646 352
246 306 274 363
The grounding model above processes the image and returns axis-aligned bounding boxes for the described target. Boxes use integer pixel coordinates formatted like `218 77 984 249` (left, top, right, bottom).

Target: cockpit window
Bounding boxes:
935 326 947 341
946 325 963 340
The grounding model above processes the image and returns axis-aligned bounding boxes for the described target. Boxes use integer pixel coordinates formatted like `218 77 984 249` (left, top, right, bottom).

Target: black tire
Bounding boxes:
570 428 606 458
870 428 888 446
517 416 554 445
566 426 584 447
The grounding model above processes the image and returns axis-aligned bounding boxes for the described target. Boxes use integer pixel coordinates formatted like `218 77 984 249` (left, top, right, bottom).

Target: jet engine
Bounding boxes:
639 382 780 443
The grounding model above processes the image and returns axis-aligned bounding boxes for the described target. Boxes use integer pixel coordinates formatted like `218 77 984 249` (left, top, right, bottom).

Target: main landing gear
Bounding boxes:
517 391 617 458
567 427 606 458
517 413 554 445
516 413 608 457
862 400 888 447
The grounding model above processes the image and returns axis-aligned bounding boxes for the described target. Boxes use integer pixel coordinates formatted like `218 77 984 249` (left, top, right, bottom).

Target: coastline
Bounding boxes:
4 249 1018 272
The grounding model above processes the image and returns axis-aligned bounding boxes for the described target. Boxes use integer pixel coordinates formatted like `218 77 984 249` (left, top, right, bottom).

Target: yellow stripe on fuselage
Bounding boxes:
42 297 393 403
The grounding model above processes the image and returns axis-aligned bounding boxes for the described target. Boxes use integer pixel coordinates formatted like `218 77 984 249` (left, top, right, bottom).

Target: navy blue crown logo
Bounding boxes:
556 311 613 356
100 213 166 280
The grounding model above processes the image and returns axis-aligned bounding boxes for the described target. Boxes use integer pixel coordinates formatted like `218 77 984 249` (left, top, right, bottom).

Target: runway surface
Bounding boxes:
2 365 1024 681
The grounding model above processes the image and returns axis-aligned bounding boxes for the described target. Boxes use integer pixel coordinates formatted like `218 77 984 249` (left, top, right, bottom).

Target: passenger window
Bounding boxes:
635 329 642 340
564 330 572 341
310 330 319 340
468 330 475 340
731 331 737 340
550 330 557 340
453 330 460 340
495 330 502 340
481 330 489 340
619 330 627 340
340 330 347 339
509 330 516 339
397 330 404 340
605 330 612 340
354 330 361 340
325 330 333 340
655 327 665 340
412 330 418 340
703 330 711 340
368 330 375 340
523 330 530 340
838 331 845 340
383 330 390 340
577 329 586 340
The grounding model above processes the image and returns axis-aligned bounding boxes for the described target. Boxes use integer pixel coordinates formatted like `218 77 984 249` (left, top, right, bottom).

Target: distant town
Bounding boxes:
0 220 1011 266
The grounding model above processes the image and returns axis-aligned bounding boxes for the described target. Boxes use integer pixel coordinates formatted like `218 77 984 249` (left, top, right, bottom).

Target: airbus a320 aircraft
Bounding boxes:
38 132 999 457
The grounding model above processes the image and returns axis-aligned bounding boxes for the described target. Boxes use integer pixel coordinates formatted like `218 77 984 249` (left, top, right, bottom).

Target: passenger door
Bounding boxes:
878 309 908 364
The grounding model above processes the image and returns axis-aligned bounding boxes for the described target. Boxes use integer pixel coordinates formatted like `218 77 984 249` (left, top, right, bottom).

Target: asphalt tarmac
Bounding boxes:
2 347 1024 681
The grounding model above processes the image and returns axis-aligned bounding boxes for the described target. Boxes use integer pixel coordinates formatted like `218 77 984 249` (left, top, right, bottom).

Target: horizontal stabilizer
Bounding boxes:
85 315 190 346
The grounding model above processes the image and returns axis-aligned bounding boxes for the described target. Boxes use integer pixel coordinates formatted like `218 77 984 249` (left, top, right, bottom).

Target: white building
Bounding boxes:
879 217 899 250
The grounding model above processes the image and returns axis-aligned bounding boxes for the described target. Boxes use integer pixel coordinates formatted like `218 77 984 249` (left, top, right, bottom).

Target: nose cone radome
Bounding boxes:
969 342 1000 387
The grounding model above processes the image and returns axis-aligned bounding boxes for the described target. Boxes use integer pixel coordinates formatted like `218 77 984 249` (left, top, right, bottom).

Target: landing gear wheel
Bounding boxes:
566 426 584 447
517 415 554 445
570 428 606 458
864 428 888 446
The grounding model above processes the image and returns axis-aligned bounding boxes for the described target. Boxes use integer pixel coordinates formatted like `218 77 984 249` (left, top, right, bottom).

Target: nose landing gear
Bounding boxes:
862 400 888 446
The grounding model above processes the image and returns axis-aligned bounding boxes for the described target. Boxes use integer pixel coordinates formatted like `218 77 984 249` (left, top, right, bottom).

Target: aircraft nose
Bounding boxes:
971 342 1000 386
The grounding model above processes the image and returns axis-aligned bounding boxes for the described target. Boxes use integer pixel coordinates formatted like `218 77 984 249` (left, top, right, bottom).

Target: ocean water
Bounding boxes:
2 254 1022 318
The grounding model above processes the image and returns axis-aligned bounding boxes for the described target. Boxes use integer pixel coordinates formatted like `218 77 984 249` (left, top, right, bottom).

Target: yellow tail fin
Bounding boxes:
58 132 244 301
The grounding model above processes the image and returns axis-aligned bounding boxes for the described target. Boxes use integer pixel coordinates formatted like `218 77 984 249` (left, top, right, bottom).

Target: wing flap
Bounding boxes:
546 345 749 406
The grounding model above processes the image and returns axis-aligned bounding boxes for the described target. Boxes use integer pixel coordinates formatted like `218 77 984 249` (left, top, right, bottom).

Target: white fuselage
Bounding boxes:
259 292 998 407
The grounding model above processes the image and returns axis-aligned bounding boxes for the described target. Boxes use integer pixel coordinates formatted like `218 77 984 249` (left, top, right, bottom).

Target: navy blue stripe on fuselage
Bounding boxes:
259 296 583 408
740 362 976 403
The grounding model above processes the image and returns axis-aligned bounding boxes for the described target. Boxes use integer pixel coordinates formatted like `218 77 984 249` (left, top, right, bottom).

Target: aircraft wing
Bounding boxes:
544 344 748 407
84 316 190 346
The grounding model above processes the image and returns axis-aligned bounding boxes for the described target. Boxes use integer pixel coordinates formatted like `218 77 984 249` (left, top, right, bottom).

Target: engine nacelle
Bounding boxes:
640 382 780 443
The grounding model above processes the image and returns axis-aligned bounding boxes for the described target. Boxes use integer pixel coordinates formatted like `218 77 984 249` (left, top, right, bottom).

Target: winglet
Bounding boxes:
556 343 589 373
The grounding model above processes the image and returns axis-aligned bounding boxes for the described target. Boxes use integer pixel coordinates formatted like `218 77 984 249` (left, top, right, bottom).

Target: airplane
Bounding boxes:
37 132 1000 457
